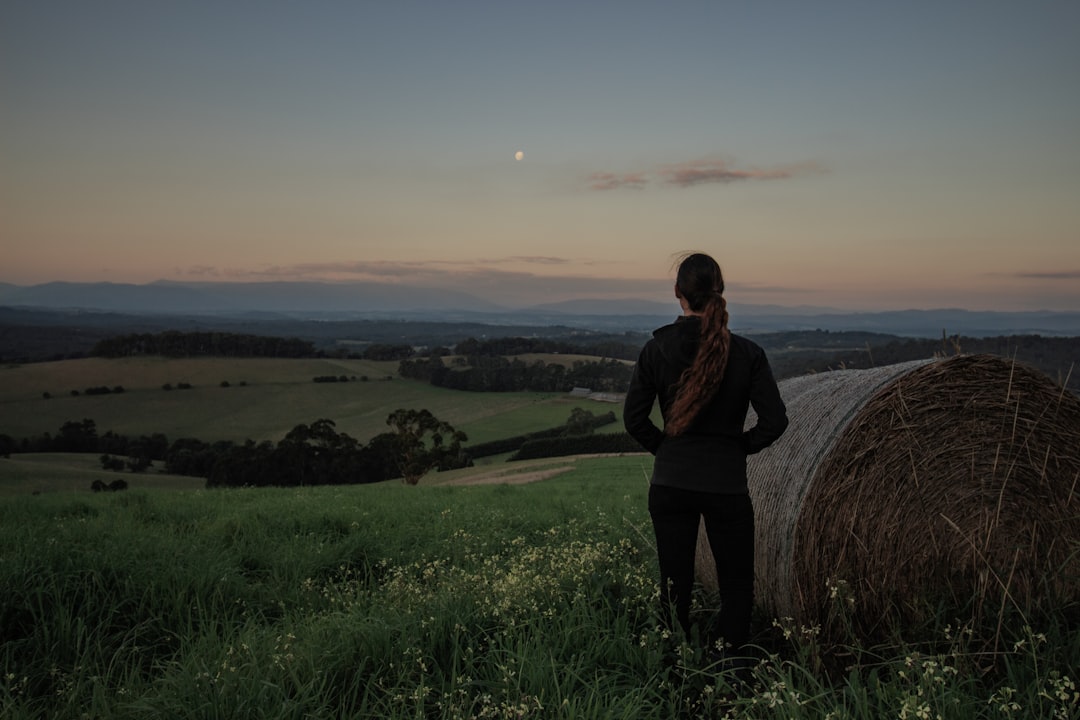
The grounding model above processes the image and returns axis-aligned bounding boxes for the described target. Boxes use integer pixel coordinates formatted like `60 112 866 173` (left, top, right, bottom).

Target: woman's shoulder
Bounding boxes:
729 332 765 353
728 333 774 368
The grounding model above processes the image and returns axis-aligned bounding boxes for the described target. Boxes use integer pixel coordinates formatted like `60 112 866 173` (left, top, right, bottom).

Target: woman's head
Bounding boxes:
675 252 725 314
666 251 732 436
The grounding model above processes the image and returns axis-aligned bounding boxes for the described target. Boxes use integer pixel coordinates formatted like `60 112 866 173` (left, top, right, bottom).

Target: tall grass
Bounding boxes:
2 456 1077 719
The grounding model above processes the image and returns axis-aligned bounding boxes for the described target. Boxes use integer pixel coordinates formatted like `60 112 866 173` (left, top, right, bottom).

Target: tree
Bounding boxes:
385 409 468 485
274 419 363 486
563 407 597 436
56 419 98 453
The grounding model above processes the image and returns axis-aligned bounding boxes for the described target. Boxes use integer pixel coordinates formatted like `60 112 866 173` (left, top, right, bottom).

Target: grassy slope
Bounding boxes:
2 460 1075 719
0 356 613 445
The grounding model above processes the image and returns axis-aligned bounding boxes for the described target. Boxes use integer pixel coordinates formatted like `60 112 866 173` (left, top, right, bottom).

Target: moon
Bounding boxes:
514 150 524 161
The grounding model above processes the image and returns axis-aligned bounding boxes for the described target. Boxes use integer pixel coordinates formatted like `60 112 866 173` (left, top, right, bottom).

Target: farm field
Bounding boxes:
2 457 1077 719
0 356 614 445
0 452 204 496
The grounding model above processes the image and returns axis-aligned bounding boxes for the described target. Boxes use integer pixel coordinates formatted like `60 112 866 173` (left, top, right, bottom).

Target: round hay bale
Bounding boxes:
695 354 1080 634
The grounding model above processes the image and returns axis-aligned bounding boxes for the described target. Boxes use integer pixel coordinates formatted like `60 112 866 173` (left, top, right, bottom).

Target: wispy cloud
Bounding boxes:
588 172 648 191
179 265 221 277
659 159 819 187
1012 270 1080 280
588 157 822 191
478 256 572 266
179 259 674 307
234 258 578 281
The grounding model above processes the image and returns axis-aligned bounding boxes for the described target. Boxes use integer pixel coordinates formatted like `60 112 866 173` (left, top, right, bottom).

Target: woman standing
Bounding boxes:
623 252 788 660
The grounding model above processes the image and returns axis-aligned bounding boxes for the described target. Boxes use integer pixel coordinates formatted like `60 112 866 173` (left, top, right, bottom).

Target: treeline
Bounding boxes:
464 409 617 459
1 407 634 486
169 419 459 487
0 419 168 468
464 407 642 462
91 331 316 358
0 418 465 487
455 336 642 361
399 354 634 393
769 333 1080 393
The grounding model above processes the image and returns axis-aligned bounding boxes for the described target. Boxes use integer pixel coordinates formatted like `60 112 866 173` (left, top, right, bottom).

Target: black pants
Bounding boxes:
648 484 755 650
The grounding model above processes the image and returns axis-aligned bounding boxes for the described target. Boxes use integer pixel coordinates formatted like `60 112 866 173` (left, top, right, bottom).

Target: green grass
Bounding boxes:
0 357 611 444
2 456 1077 719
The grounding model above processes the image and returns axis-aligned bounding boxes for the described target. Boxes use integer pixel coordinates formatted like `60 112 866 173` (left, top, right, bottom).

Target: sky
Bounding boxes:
2 1 1079 311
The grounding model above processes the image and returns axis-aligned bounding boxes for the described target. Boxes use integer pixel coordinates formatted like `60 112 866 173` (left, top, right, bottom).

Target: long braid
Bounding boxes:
665 261 732 436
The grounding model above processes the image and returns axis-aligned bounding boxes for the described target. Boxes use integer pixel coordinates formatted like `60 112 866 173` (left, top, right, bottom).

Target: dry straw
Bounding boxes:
696 354 1080 635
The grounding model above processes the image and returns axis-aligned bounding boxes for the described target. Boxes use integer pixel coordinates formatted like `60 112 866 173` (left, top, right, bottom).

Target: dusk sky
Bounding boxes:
3 1 1079 311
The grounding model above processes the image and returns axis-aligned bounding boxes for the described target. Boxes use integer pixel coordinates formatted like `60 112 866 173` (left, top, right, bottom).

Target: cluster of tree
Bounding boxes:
399 354 633 393
82 385 125 396
360 343 416 361
3 419 168 459
175 413 469 486
454 336 643 361
99 454 152 473
313 375 358 383
5 413 470 487
91 331 316 358
52 386 127 398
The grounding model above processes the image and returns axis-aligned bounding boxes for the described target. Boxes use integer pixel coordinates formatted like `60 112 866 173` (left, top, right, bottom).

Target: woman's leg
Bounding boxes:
648 484 700 637
702 493 755 650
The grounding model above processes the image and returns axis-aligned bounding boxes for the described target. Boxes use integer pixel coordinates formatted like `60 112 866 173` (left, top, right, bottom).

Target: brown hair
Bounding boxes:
665 252 731 435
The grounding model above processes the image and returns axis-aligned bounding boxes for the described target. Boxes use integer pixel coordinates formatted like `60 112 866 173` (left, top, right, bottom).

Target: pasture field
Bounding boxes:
0 357 613 445
0 453 204 496
2 456 1077 719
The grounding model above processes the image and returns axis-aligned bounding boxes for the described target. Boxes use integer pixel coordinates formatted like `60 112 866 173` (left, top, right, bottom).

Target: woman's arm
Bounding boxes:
742 350 789 454
623 347 665 454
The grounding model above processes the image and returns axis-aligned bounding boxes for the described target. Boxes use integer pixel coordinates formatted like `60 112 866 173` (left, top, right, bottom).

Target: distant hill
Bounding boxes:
1 279 1079 337
1 304 1076 394
0 280 504 315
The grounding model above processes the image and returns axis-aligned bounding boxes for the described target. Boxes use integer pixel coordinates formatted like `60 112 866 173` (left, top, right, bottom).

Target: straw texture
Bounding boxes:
695 354 1080 632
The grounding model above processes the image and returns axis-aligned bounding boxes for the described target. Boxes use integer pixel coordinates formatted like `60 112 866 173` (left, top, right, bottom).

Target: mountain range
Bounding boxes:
1 280 1078 337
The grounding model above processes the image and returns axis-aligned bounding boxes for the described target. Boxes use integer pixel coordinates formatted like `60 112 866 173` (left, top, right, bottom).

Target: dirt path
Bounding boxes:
438 463 576 486
437 452 646 486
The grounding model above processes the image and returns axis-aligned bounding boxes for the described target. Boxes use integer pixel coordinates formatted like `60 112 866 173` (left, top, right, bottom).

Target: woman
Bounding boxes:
623 252 788 658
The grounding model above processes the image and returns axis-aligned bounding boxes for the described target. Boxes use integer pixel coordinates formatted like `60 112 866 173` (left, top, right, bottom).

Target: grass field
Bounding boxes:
2 457 1077 719
0 357 616 445
0 453 205 496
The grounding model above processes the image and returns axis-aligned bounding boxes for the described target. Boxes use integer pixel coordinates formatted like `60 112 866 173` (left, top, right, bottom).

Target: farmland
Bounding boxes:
0 356 597 446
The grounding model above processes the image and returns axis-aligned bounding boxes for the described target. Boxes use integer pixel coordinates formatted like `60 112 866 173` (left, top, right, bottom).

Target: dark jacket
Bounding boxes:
623 316 788 493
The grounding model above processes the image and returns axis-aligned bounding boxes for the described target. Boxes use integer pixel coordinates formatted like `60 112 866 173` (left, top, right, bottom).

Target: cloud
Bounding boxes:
588 157 821 191
476 256 571 266
239 258 576 281
179 265 220 277
659 159 819 187
178 259 673 307
1011 270 1080 280
588 172 648 191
